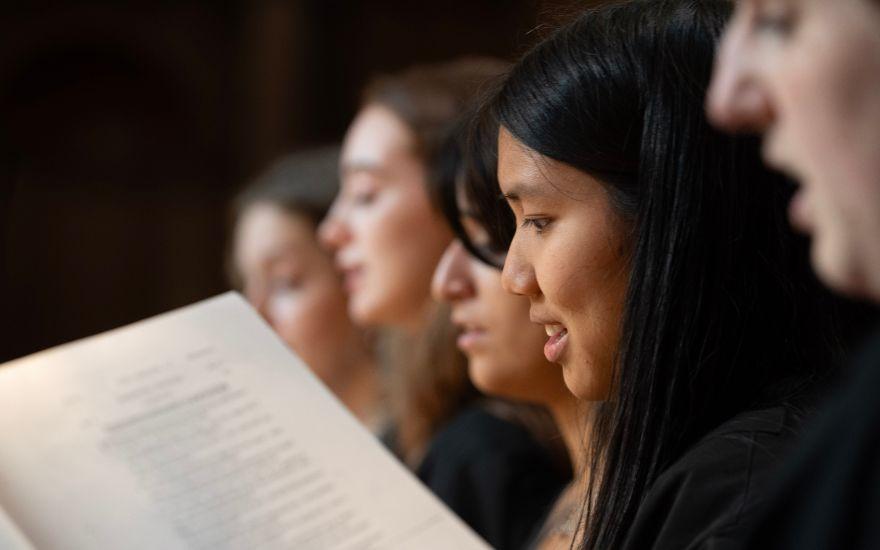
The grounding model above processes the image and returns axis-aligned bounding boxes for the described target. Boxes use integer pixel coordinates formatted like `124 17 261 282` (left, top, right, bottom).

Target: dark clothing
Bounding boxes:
745 328 880 549
417 405 569 550
622 406 802 550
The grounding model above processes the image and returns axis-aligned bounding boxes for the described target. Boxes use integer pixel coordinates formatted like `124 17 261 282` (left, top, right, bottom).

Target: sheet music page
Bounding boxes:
0 505 34 550
0 292 490 550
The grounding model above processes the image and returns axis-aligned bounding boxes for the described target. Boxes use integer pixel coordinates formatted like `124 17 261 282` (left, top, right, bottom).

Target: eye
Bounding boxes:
352 189 378 206
755 15 793 35
269 275 303 296
521 217 552 234
342 178 380 207
754 5 798 37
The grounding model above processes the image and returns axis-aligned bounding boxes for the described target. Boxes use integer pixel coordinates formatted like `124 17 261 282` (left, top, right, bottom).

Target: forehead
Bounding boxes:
740 0 870 19
496 127 600 201
341 104 416 172
497 127 543 190
236 204 316 263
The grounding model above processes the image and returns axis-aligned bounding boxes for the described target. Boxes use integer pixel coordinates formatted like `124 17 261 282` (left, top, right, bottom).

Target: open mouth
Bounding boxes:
341 266 364 293
544 324 569 363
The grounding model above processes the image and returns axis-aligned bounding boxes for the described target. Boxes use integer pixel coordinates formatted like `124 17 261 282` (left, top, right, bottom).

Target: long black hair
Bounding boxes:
470 1 848 548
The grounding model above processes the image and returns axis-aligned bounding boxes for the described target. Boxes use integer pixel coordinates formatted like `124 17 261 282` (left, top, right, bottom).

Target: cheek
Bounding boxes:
366 195 451 297
541 227 623 315
775 24 880 165
475 319 555 401
780 65 846 155
270 286 345 349
545 225 627 400
507 322 553 373
365 195 427 264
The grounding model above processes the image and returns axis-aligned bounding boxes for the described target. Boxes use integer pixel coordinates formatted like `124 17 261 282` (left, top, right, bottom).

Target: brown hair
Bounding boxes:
364 57 508 165
232 145 341 225
226 146 340 288
363 58 508 465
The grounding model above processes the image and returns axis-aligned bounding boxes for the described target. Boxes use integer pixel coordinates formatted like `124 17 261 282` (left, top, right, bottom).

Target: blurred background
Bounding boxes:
0 0 590 363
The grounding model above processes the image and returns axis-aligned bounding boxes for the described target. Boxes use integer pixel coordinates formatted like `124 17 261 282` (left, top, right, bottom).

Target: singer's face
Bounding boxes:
319 105 452 329
708 0 880 300
432 229 573 405
234 203 360 384
497 128 629 401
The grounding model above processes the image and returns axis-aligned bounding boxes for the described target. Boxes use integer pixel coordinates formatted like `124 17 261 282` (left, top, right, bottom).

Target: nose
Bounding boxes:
501 234 539 297
317 203 350 252
707 19 774 133
432 240 475 303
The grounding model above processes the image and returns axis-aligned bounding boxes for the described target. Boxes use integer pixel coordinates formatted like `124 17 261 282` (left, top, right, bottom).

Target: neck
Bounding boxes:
548 394 591 476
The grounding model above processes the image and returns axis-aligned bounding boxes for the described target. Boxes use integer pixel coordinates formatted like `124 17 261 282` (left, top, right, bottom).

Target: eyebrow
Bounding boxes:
501 180 552 202
341 160 382 177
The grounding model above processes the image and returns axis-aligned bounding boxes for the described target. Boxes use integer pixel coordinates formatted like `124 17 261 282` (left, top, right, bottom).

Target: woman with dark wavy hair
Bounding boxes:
429 114 584 550
464 1 852 548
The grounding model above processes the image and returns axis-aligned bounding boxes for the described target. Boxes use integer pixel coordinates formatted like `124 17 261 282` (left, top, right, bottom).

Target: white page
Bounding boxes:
0 505 34 550
0 293 490 550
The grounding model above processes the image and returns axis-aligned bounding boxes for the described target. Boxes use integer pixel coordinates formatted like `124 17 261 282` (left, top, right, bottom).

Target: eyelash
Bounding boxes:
754 10 796 36
351 189 377 206
273 274 303 288
521 217 551 234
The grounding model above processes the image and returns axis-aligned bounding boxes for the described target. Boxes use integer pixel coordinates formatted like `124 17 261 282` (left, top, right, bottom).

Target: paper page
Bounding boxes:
0 293 490 550
0 505 34 550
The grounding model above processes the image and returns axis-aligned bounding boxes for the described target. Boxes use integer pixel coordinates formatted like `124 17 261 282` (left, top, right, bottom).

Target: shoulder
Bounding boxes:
623 406 800 550
664 407 795 480
417 403 569 550
418 403 563 480
747 328 880 549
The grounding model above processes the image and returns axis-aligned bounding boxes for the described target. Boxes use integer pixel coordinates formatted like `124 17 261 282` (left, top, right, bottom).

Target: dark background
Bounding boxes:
0 1 590 362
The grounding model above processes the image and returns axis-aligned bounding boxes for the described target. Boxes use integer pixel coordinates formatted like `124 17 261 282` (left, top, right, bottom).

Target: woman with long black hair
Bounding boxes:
464 1 853 548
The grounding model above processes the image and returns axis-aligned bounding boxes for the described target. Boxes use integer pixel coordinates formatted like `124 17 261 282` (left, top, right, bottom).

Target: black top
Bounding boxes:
417 404 569 550
621 406 802 550
744 327 880 549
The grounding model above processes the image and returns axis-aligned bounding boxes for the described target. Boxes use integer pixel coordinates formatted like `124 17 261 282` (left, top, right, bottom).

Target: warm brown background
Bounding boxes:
0 1 591 362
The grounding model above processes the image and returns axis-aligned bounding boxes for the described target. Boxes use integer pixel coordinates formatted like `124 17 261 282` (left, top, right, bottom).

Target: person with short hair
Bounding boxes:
230 147 385 431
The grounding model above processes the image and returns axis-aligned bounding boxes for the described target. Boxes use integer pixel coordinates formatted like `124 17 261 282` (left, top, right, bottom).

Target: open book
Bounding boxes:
0 293 490 550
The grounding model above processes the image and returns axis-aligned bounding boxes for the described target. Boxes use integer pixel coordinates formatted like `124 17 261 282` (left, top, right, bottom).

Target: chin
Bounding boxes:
348 299 381 327
562 366 608 402
469 362 508 395
468 361 494 389
813 237 866 298
560 372 587 400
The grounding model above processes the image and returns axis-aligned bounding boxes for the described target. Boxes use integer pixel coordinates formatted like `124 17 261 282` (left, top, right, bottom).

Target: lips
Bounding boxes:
339 264 364 293
530 310 570 363
788 187 814 234
451 313 488 353
456 328 488 353
542 323 569 363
